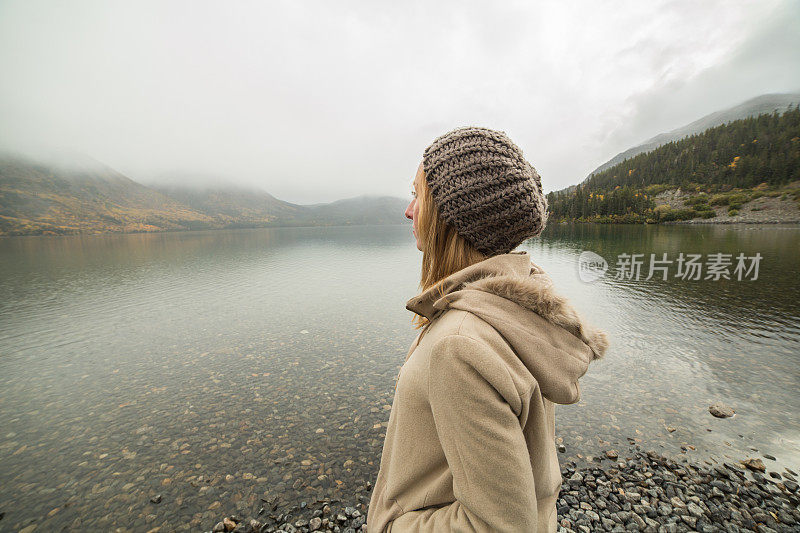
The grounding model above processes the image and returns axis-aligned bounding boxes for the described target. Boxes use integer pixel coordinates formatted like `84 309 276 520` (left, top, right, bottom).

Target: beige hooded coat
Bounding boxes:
366 251 610 532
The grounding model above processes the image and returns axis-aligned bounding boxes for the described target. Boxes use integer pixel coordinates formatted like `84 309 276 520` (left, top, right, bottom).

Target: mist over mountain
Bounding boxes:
0 152 408 236
5 90 799 237
151 182 303 221
292 195 410 226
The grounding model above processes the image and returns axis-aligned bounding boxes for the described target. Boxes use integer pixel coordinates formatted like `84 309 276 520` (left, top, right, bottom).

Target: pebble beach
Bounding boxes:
205 443 800 533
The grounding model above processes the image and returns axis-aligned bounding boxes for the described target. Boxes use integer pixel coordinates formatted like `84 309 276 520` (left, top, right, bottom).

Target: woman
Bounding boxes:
366 127 610 532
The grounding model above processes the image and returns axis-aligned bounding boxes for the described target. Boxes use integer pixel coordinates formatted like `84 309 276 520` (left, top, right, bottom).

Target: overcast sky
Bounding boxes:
1 0 798 204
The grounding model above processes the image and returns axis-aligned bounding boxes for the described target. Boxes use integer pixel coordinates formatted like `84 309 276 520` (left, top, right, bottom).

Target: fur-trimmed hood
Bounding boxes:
406 250 609 404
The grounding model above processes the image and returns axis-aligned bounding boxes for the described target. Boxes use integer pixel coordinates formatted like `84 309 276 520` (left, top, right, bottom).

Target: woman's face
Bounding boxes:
405 161 424 251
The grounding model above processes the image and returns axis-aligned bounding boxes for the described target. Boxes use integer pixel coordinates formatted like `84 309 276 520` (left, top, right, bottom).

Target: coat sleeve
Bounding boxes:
387 334 538 533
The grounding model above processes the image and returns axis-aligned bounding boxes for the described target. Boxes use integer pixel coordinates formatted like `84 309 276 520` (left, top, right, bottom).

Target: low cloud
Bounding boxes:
0 0 797 203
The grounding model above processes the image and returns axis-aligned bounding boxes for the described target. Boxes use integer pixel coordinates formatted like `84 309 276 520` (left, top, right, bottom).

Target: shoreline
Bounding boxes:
0 222 410 240
554 219 800 226
552 183 800 226
4 216 800 241
204 444 800 533
663 219 800 225
4 219 800 241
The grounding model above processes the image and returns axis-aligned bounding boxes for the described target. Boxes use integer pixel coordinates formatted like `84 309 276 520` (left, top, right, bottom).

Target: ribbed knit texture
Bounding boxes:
422 126 548 256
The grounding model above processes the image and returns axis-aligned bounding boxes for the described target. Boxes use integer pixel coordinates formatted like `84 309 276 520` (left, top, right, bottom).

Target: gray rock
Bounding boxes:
629 512 646 529
708 401 735 418
232 523 251 533
686 502 704 518
584 509 600 522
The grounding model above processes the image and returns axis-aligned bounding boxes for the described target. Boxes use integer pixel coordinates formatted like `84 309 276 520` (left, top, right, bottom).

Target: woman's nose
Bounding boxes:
405 200 414 220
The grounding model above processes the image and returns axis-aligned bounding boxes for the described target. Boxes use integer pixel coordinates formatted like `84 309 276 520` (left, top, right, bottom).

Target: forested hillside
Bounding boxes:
547 106 800 224
585 92 800 179
0 154 409 236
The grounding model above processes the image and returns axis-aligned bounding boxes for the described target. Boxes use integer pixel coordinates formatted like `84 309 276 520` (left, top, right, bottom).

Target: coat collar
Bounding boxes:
406 251 532 322
405 250 608 361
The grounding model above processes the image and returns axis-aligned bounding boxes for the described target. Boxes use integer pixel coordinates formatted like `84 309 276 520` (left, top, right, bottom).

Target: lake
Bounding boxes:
1 223 799 531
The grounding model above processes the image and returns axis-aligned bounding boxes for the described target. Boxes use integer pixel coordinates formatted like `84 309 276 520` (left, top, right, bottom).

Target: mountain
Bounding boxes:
0 153 409 236
545 106 800 224
0 152 216 236
148 185 408 227
150 183 305 224
580 92 800 187
291 195 410 226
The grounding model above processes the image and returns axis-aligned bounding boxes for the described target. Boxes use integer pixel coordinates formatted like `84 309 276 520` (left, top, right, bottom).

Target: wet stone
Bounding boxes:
708 402 735 418
742 457 766 472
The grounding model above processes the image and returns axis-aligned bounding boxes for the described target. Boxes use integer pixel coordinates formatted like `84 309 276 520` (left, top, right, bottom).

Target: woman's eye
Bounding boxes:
411 190 417 198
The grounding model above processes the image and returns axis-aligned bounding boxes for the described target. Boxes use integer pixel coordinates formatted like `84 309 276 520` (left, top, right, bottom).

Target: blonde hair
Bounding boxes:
411 166 487 330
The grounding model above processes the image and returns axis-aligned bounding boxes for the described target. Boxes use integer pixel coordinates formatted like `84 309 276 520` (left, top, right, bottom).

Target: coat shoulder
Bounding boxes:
424 310 535 418
427 308 504 345
424 309 518 365
424 309 538 399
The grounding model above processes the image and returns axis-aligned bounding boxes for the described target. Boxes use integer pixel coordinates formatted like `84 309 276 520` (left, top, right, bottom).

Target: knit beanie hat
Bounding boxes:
421 126 548 256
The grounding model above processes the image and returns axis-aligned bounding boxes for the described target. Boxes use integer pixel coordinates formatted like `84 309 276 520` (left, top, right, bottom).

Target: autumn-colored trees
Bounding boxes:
547 105 800 223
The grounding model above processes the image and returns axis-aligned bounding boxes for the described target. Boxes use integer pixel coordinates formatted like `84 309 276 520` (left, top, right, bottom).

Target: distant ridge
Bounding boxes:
0 152 408 236
150 182 304 222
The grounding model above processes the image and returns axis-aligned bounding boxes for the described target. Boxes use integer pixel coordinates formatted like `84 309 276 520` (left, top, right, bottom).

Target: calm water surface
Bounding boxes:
1 223 799 531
